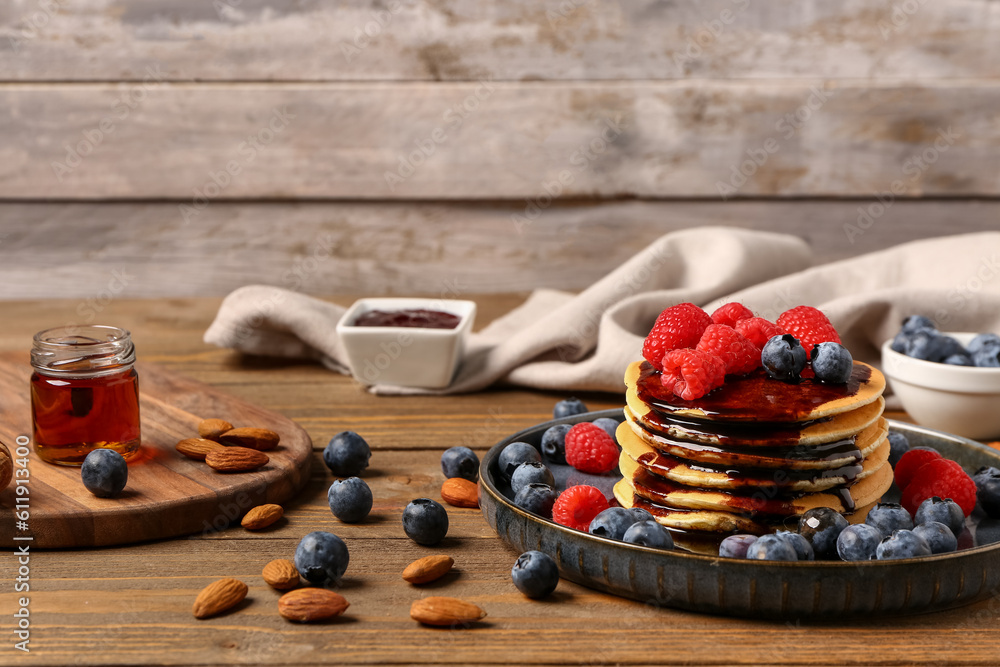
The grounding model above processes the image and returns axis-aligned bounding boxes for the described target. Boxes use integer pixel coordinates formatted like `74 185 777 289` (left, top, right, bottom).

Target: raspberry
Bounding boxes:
642 303 713 371
776 306 841 353
552 485 610 531
661 348 726 400
734 317 785 351
710 302 755 328
696 324 760 375
901 459 978 516
894 447 942 490
564 423 619 474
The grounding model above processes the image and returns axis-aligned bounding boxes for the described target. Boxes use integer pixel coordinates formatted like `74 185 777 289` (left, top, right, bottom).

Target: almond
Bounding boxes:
241 504 283 530
262 559 300 590
205 446 269 472
192 577 248 619
441 478 479 508
278 588 349 622
198 418 234 441
402 555 454 584
410 596 486 626
219 427 280 451
0 441 12 491
176 437 225 461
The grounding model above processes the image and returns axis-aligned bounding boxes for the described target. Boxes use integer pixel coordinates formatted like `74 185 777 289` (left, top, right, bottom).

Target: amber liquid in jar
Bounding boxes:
30 326 142 466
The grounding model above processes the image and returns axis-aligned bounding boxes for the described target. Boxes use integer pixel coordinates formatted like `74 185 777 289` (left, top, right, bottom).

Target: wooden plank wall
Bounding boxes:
0 0 997 299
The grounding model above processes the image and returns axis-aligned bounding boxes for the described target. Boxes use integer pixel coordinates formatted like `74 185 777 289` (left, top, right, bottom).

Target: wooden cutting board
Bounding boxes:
0 352 312 548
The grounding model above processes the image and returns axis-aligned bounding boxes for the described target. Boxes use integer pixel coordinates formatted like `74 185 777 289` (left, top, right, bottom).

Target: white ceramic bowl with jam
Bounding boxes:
337 298 476 389
881 332 1000 440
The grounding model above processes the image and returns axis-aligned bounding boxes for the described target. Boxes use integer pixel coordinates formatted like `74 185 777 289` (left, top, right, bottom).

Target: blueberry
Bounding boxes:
761 334 808 382
510 461 555 496
513 483 558 519
913 521 958 554
907 331 965 363
973 346 1000 368
294 531 349 584
887 431 911 469
80 448 128 498
810 342 853 384
967 333 1000 356
775 531 815 561
719 534 758 559
890 330 911 354
402 498 449 545
943 354 974 366
746 534 798 561
553 398 588 419
974 465 1000 487
876 529 932 560
865 502 914 538
628 508 654 523
622 520 674 549
498 442 541 480
588 507 636 541
798 507 849 559
327 477 373 523
837 524 882 561
323 431 371 477
914 496 965 537
440 446 479 482
975 467 1000 518
540 424 571 464
901 315 936 335
591 418 620 442
511 550 559 599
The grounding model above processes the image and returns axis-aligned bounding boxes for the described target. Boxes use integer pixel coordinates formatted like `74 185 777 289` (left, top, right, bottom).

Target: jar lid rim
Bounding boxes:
33 325 131 347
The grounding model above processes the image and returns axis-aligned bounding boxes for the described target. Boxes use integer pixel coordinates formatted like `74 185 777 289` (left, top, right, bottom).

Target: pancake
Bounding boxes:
621 416 889 471
626 390 885 447
624 360 886 422
619 456 894 518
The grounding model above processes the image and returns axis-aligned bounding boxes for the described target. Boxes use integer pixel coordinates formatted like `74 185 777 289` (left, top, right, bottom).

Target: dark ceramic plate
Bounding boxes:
479 410 1000 620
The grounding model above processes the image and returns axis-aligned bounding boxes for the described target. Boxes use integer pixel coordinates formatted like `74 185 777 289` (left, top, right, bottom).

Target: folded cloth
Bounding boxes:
204 227 1000 398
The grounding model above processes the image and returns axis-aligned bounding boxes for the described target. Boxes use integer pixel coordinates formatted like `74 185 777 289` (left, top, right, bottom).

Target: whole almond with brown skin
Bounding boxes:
205 447 269 472
278 588 349 622
219 427 280 451
241 504 283 530
176 437 225 461
441 478 479 508
410 596 486 626
0 441 12 491
402 555 454 584
262 559 300 590
192 578 248 619
198 418 234 441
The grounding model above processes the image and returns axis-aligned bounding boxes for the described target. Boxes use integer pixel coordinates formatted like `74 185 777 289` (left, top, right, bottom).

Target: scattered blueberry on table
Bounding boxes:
402 498 449 545
294 531 349 584
440 445 479 482
80 448 128 498
511 550 559 599
327 477 373 523
323 431 371 477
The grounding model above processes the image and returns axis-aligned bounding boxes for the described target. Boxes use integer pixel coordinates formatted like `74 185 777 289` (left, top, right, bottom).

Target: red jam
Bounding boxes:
352 308 461 329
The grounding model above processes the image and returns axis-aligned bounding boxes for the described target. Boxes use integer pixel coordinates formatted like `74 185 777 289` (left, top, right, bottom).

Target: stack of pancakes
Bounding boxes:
613 359 892 540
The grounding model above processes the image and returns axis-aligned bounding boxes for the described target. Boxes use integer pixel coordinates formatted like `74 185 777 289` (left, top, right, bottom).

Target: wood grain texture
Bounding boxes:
0 297 998 665
0 200 997 299
2 81 994 199
1 0 998 82
0 352 313 547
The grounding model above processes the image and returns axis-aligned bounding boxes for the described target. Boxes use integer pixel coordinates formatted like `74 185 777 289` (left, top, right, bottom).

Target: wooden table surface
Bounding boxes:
2 295 998 667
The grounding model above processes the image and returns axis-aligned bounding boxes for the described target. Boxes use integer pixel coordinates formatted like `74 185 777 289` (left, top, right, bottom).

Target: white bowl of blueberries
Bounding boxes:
882 315 1000 440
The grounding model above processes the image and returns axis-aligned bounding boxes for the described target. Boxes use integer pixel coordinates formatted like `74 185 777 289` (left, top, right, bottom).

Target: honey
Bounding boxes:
30 326 141 466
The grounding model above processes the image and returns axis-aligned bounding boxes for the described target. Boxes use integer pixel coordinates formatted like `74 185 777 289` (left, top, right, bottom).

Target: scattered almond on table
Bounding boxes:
192 578 248 619
242 504 283 530
175 437 225 461
278 588 349 622
262 559 300 590
197 418 234 441
410 596 486 626
220 427 280 451
441 477 479 508
402 555 454 584
205 447 269 472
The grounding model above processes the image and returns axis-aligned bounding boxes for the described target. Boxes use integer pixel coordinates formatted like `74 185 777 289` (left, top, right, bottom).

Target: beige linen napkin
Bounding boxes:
203 227 1000 397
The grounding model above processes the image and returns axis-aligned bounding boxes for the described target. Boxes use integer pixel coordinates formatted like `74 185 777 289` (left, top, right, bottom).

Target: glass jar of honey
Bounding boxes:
30 325 141 466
